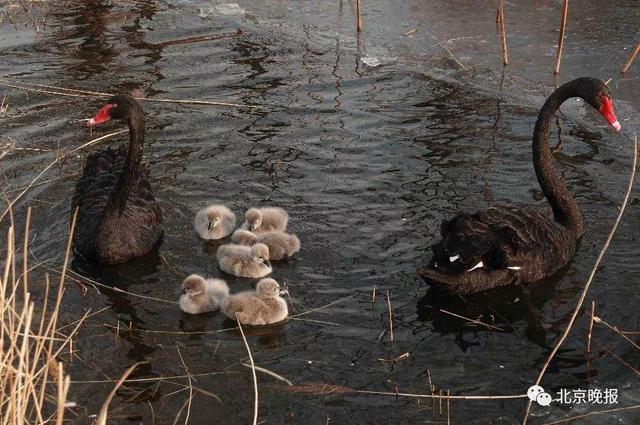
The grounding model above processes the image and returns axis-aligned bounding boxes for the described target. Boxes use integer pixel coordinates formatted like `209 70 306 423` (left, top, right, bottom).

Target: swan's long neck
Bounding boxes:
532 82 583 238
103 106 144 219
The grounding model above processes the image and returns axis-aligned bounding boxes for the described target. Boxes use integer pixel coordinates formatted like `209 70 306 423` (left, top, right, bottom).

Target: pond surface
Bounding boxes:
1 1 640 424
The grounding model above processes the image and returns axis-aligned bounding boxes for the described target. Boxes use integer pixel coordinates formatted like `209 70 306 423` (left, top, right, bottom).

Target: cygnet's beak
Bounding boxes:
181 288 187 295
207 222 213 230
279 288 288 295
264 259 272 269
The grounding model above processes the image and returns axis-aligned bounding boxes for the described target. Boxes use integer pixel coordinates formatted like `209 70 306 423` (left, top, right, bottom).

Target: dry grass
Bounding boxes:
1 208 76 424
0 208 122 424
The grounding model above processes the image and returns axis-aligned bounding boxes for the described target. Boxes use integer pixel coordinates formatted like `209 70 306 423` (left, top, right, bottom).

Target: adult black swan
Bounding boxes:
418 77 620 294
72 95 163 264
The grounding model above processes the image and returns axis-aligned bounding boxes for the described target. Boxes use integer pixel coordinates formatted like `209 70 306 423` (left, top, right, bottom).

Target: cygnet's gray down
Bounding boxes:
179 274 230 314
241 207 288 233
216 243 272 278
221 278 288 325
232 229 300 260
194 205 236 240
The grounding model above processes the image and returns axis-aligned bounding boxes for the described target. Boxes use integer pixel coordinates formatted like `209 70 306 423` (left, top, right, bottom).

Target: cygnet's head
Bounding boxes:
181 274 205 297
207 210 222 230
232 229 257 245
245 208 263 231
256 278 286 299
251 243 271 268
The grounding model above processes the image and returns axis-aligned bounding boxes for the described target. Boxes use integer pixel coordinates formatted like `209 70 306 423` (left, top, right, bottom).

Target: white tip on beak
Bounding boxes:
507 266 521 271
612 120 621 132
449 255 459 263
279 289 288 295
466 261 484 272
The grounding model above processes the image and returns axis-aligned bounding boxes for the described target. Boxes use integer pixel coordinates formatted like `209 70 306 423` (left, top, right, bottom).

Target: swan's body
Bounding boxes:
221 278 288 325
216 243 272 278
231 229 301 260
194 205 236 240
179 274 230 315
241 207 288 233
72 96 163 264
418 78 620 294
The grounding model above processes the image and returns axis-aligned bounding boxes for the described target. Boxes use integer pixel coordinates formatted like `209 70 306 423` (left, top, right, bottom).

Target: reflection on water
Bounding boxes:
2 0 640 424
416 269 564 350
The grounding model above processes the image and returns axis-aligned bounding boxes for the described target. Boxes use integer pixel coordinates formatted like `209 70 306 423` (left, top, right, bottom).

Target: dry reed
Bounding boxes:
236 316 259 425
241 363 293 386
554 0 569 74
355 0 363 32
355 389 526 400
0 78 265 109
497 0 508 65
593 315 640 351
0 209 110 424
522 137 638 424
621 42 640 74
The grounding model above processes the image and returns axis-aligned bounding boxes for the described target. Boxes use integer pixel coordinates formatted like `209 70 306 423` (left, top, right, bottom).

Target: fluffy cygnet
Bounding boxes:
179 274 230 315
221 278 289 325
231 229 300 261
241 207 288 233
194 205 236 240
216 243 272 278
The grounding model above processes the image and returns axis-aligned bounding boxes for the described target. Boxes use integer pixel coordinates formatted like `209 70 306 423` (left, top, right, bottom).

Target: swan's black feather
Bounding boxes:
418 78 615 294
418 203 576 294
72 145 163 264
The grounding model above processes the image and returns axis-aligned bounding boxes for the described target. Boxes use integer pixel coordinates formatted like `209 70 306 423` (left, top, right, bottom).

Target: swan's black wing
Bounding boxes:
72 146 163 264
418 203 576 293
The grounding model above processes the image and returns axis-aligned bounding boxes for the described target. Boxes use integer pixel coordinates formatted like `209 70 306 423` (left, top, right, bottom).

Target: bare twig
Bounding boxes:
241 363 293 386
377 352 409 363
355 389 526 400
438 308 504 331
176 347 193 425
586 301 595 378
593 315 640 352
0 78 265 109
591 338 640 376
554 0 569 74
497 0 508 65
621 42 640 74
236 317 258 425
522 137 638 424
355 0 362 32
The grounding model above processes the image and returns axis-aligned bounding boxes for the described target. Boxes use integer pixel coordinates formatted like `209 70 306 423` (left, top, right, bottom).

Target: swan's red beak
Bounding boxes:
86 103 115 127
600 96 621 132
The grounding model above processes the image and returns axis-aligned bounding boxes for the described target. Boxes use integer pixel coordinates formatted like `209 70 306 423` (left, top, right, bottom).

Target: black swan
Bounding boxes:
72 95 163 264
418 77 620 294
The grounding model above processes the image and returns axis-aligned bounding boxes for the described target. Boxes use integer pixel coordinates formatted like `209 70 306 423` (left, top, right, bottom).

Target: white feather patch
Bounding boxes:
507 266 521 270
466 261 484 272
449 255 459 262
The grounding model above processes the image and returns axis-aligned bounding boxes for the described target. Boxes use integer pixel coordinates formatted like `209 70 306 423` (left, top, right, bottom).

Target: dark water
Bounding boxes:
2 1 640 424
